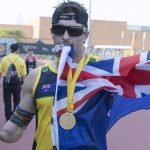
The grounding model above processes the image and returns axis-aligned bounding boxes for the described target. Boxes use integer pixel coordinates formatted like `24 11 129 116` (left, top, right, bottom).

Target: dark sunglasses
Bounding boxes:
51 24 85 37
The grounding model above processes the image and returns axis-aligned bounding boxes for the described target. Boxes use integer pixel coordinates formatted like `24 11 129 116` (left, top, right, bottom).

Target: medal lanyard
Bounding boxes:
67 56 85 113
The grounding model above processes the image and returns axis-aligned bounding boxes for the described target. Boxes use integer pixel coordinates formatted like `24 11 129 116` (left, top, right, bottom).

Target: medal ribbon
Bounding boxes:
67 56 85 113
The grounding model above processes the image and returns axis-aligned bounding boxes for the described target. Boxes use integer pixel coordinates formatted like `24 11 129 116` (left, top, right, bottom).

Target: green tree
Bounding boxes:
0 29 25 42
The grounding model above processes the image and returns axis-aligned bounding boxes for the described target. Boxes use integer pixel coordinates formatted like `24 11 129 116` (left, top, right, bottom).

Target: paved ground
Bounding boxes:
0 59 150 150
107 110 150 150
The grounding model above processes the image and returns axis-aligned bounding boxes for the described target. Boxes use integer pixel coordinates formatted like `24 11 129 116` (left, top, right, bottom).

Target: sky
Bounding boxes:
0 0 150 26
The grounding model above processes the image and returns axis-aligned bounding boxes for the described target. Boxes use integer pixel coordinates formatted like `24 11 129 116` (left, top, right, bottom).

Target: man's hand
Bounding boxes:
0 121 25 143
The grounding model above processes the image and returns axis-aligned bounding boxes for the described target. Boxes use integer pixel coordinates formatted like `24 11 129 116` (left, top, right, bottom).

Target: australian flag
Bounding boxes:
52 46 150 150
42 84 55 93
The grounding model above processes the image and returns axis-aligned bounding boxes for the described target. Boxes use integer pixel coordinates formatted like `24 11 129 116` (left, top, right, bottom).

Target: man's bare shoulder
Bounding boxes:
23 67 40 91
25 63 52 86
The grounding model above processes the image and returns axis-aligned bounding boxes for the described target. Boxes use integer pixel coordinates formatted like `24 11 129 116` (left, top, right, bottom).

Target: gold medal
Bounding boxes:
59 112 76 130
59 56 84 130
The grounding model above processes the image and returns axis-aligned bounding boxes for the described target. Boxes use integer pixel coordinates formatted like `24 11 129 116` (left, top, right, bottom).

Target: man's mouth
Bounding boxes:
55 44 73 54
56 50 62 56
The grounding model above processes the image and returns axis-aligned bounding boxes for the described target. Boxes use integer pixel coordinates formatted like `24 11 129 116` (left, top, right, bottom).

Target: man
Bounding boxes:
0 43 27 121
25 47 37 75
1 1 149 150
0 2 108 150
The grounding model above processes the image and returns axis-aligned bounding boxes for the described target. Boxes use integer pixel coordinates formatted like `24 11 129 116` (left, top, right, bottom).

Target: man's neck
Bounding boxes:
53 53 88 69
72 53 88 63
12 52 18 55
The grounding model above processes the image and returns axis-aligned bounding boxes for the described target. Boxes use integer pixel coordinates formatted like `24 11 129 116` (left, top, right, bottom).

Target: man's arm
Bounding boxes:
0 68 38 143
34 56 37 68
0 61 3 87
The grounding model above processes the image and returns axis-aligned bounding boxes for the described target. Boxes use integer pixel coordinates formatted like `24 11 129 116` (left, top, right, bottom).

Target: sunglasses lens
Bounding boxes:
68 26 83 37
52 25 65 35
52 25 84 37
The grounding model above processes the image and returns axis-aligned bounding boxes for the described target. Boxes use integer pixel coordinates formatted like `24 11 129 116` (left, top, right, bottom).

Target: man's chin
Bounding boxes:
63 44 71 46
56 51 62 57
60 44 73 48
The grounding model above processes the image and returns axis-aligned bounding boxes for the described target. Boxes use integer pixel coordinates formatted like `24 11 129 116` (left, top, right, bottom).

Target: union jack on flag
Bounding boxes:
52 46 150 150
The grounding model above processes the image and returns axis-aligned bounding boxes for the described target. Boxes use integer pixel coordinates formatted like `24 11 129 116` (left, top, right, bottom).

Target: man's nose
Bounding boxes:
62 30 70 41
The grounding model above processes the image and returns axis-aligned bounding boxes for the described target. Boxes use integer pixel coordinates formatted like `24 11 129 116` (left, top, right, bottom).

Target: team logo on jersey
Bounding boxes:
42 83 56 93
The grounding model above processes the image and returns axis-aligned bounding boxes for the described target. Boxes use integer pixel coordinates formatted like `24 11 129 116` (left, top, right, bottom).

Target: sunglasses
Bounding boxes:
51 24 85 37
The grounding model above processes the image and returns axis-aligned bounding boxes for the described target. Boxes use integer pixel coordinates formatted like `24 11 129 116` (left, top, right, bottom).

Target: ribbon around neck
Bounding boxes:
67 56 85 113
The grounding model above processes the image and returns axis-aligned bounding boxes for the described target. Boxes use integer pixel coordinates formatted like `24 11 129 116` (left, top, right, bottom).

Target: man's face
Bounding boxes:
51 14 88 58
17 49 20 54
28 50 33 55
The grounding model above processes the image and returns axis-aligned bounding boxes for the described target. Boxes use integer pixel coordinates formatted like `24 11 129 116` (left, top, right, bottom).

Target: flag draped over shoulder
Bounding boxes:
53 46 150 150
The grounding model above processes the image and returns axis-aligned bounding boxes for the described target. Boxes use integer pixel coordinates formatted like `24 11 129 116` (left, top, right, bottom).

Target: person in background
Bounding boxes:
0 43 27 121
25 47 37 75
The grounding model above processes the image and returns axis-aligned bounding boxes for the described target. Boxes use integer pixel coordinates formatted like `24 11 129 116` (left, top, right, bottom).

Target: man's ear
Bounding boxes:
50 28 54 39
82 31 89 43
